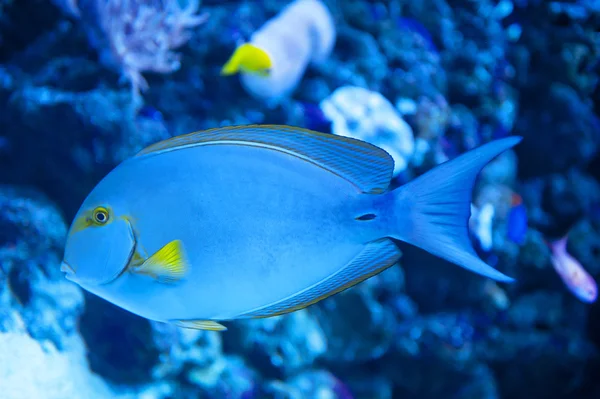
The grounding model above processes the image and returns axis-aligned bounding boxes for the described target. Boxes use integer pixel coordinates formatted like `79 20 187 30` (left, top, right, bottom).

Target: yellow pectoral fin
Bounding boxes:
132 239 189 283
131 249 145 266
171 319 227 331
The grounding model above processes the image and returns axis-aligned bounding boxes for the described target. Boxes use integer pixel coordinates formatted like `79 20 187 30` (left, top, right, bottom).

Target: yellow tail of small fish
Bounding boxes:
220 43 272 76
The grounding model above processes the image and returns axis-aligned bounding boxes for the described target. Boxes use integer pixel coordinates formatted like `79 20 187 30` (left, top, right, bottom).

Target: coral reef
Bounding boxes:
1 0 599 398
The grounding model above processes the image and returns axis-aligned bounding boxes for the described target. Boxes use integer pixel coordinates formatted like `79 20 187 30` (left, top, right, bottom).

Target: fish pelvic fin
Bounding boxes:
132 239 189 283
237 239 401 318
388 137 523 283
220 43 272 76
170 319 227 331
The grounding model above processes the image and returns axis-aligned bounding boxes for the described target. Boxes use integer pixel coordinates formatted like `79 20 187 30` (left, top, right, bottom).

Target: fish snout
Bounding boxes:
60 261 75 276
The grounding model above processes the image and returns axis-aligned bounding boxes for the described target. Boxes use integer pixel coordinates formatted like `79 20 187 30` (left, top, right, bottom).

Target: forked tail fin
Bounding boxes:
390 136 522 282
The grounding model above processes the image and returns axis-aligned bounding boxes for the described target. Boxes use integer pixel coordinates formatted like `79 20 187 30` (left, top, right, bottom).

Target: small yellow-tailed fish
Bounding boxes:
61 125 521 331
219 0 335 103
220 43 273 77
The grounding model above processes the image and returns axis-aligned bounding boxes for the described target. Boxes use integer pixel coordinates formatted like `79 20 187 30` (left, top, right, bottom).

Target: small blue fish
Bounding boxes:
506 193 528 245
61 125 521 331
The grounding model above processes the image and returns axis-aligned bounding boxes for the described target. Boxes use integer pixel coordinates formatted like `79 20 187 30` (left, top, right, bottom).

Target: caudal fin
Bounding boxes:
391 136 522 282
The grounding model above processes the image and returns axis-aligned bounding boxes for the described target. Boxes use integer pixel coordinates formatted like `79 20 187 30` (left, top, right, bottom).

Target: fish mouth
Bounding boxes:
60 261 75 275
61 261 76 281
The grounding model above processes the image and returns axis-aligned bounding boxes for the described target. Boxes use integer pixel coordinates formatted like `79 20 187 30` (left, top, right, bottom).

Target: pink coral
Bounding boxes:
57 0 208 97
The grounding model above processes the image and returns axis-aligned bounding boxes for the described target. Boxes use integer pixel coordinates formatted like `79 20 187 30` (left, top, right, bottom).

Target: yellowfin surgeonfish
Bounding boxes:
61 125 521 331
220 43 273 77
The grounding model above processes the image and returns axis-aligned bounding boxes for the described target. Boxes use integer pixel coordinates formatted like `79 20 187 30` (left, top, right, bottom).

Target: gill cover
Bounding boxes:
63 216 135 285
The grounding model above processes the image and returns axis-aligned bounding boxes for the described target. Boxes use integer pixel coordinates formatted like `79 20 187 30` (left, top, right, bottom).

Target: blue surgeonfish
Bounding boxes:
61 125 522 331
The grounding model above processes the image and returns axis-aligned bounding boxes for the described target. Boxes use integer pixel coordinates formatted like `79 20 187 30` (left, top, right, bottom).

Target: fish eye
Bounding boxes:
93 207 109 224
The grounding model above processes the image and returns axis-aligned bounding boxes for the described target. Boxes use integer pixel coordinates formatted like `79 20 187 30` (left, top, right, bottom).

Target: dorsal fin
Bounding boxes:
136 124 394 194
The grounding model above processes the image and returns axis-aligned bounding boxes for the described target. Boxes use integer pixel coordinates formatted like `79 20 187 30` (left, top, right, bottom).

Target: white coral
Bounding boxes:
320 86 415 176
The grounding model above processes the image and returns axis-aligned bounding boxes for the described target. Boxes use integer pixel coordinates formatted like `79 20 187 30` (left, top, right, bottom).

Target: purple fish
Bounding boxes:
548 236 597 303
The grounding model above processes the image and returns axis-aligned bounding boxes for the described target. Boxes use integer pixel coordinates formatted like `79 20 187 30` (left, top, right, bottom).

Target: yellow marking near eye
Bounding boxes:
69 215 93 236
130 239 189 284
68 205 115 237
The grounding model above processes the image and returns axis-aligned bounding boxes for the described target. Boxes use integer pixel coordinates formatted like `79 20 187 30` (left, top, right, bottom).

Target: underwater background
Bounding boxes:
1 0 600 398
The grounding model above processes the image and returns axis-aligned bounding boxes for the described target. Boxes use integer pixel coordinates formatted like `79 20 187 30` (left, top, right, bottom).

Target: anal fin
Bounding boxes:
239 239 402 318
171 319 227 331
